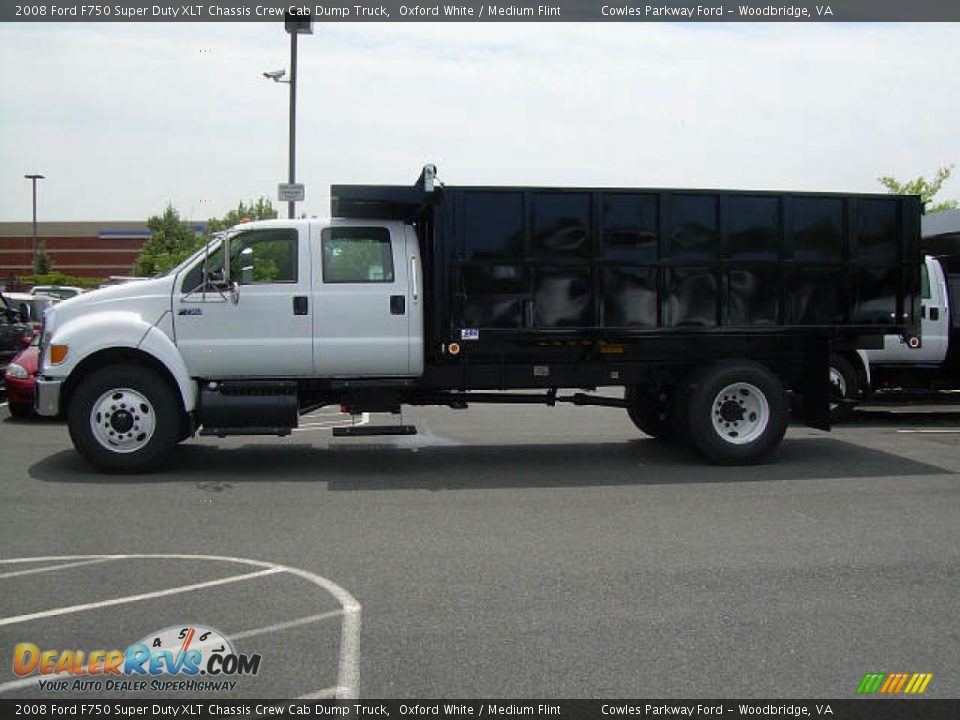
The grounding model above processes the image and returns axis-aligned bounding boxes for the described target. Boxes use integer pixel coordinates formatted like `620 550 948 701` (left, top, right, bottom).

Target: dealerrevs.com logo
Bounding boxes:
13 625 261 693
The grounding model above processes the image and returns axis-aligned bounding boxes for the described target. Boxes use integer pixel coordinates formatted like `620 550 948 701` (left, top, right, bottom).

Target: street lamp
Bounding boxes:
24 174 45 271
263 13 312 220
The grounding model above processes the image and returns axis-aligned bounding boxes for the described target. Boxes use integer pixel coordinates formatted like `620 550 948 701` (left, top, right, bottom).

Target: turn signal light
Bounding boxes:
49 344 69 365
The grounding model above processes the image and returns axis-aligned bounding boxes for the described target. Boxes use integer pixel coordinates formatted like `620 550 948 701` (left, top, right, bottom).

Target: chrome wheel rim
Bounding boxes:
90 388 156 454
711 382 769 445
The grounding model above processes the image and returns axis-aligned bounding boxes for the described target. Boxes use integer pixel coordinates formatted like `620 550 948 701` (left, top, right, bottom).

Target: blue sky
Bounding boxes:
1 21 958 221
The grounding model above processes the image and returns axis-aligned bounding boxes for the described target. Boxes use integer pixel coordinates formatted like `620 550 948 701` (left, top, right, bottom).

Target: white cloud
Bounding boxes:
0 21 958 221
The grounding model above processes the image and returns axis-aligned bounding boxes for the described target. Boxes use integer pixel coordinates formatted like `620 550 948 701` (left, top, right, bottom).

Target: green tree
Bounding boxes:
135 205 203 276
134 198 279 278
206 198 277 236
34 248 53 274
878 165 959 214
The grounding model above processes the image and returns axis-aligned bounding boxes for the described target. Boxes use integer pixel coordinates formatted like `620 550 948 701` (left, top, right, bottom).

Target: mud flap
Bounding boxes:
801 338 831 431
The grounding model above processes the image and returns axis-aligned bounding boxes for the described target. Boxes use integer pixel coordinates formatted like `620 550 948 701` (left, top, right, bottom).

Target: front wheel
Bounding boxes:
67 364 182 473
685 361 788 465
829 354 861 422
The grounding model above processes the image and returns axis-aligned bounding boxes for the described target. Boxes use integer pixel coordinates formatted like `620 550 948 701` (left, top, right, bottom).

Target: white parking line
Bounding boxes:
0 674 51 695
0 554 362 699
0 557 121 580
0 568 281 627
896 429 960 434
231 610 344 642
298 687 344 699
0 555 113 564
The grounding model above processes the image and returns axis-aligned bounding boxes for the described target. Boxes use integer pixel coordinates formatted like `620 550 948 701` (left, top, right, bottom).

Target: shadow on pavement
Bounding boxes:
30 436 949 489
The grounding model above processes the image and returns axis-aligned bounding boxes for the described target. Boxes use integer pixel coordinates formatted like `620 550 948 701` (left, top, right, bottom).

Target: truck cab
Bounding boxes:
34 217 423 472
829 253 960 413
172 219 423 379
866 255 951 367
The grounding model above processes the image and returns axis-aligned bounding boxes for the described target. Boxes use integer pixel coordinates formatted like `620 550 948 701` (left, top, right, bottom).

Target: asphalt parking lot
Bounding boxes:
0 398 958 699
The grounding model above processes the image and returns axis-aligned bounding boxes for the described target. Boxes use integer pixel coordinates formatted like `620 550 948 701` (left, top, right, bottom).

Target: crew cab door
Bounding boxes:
866 256 950 365
173 225 314 377
311 221 423 376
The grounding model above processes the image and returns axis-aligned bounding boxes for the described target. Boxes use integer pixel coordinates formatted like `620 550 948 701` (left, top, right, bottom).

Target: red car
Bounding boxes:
4 341 39 418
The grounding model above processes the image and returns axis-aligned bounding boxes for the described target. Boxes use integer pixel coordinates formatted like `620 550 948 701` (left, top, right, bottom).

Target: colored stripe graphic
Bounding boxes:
857 673 885 694
858 672 932 694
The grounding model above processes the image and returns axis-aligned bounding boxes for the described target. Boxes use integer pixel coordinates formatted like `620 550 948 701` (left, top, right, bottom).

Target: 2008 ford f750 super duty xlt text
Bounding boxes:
35 166 922 472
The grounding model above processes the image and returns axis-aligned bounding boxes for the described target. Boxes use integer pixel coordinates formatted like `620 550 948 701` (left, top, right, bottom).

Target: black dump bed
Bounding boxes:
333 173 921 363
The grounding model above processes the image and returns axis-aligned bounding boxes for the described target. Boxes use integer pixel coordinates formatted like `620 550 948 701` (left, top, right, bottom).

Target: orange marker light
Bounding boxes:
449 343 461 356
50 344 69 365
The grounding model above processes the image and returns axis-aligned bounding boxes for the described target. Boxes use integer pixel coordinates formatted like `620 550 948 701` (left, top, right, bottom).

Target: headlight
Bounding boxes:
5 363 29 379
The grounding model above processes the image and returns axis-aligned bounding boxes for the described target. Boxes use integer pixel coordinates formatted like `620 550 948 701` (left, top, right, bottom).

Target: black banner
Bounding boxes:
3 0 960 23
1 700 958 720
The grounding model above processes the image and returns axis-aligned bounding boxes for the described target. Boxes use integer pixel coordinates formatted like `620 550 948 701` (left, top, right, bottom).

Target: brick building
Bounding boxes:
0 221 204 288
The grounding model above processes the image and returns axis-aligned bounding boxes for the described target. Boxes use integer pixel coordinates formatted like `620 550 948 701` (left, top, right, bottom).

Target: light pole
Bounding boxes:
24 174 45 271
264 14 312 220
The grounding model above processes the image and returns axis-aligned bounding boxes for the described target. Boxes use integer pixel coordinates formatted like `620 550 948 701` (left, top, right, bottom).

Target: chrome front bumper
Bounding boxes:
35 377 63 417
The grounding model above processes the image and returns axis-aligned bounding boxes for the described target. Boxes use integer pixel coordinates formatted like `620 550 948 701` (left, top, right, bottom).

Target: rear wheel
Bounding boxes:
625 387 672 439
685 361 788 465
67 364 181 473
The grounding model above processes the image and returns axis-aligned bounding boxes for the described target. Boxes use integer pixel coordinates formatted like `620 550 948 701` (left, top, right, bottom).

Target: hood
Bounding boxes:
47 276 175 334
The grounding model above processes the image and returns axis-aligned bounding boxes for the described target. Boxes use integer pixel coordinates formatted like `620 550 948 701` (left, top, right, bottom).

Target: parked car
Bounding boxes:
4 339 39 418
30 285 84 300
0 292 33 379
2 291 57 336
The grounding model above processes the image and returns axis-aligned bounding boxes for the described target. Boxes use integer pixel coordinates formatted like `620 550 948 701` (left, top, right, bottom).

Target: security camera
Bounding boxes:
262 69 286 81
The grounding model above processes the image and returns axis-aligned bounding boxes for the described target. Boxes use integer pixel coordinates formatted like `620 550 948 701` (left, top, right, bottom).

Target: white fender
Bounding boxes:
46 310 196 412
137 322 197 412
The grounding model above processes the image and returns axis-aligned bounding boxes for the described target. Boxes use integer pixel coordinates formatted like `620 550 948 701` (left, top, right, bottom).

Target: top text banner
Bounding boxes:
3 0 959 22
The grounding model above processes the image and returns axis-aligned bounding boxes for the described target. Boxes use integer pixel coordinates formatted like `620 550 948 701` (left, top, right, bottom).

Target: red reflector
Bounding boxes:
340 404 349 413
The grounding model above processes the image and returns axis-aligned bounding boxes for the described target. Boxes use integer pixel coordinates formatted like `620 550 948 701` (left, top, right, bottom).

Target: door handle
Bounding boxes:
390 295 406 315
410 256 419 301
293 296 308 315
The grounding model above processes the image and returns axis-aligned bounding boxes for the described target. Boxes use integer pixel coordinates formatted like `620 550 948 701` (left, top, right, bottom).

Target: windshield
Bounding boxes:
157 236 224 279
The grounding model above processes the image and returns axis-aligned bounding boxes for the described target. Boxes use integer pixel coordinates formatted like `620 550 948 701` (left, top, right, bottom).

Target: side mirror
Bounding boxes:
239 247 254 285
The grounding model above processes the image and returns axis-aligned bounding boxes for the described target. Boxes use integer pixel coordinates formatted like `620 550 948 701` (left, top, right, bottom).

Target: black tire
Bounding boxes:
8 403 33 419
685 361 788 465
625 387 673 439
829 354 861 423
67 364 181 473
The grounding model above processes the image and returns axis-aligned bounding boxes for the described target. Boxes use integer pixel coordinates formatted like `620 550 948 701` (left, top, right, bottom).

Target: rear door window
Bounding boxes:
321 227 395 283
